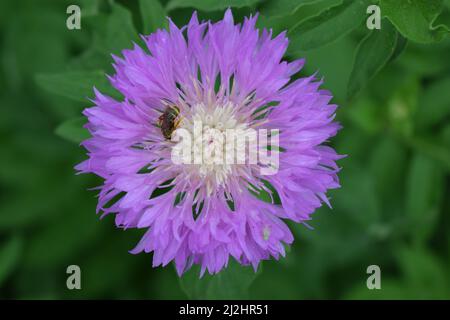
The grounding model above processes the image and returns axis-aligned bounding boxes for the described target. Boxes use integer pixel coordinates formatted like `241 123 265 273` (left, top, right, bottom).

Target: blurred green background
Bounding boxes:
1 0 450 299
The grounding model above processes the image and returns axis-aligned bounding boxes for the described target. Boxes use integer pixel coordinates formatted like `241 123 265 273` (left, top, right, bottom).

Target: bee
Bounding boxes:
158 105 181 140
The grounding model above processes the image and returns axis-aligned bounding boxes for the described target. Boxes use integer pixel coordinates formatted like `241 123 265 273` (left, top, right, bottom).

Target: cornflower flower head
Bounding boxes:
77 9 343 276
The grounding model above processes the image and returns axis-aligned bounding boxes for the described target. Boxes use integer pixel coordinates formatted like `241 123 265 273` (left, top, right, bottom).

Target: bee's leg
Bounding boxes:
174 118 182 129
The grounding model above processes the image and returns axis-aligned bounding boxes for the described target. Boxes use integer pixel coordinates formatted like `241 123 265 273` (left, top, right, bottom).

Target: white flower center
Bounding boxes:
174 102 253 195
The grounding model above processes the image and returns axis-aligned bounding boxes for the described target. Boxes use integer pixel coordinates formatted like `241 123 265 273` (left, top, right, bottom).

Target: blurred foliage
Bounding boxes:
1 0 450 299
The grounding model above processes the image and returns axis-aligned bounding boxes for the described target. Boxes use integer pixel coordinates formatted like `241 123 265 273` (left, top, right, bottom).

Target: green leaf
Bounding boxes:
389 33 408 62
398 41 450 77
179 259 261 299
387 77 420 137
0 182 81 230
433 1 450 33
139 0 167 34
166 0 262 12
148 268 188 299
258 0 342 36
370 137 408 207
68 2 139 72
405 135 450 172
261 0 324 18
78 0 100 17
288 0 372 52
381 0 449 43
346 98 383 133
78 234 142 298
396 246 448 298
23 200 100 269
347 20 398 99
346 279 413 299
333 166 380 229
55 117 90 144
442 123 450 146
0 235 23 287
35 70 119 102
405 154 444 243
90 2 139 55
293 35 355 102
415 76 450 129
68 47 114 72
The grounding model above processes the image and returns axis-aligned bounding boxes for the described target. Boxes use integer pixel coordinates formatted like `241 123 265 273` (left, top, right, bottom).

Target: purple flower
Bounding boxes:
77 9 342 276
